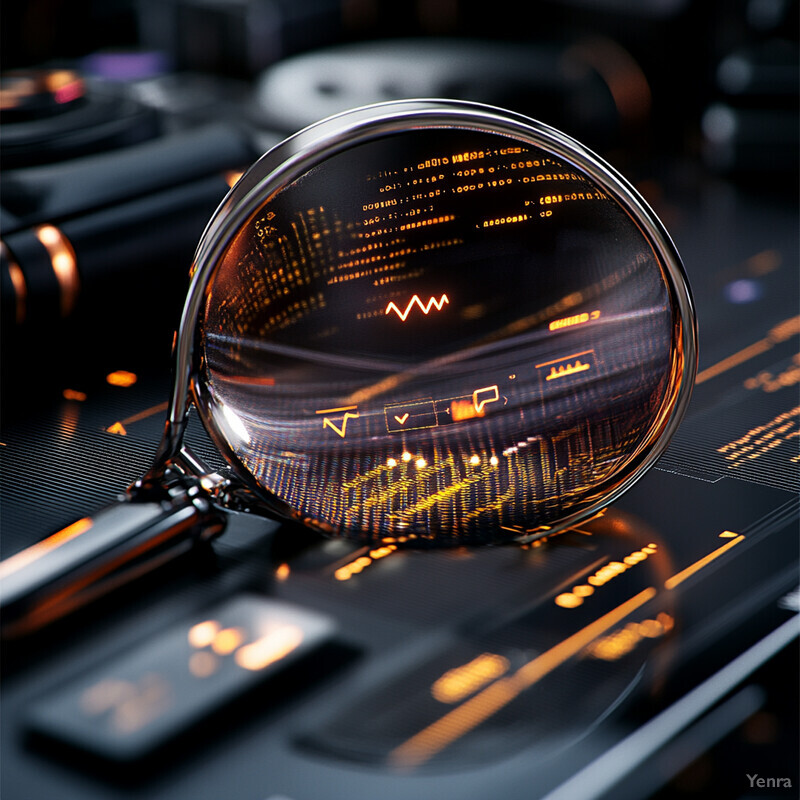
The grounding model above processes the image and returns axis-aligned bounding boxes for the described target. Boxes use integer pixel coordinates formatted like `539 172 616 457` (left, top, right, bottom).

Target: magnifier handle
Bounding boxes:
0 492 225 639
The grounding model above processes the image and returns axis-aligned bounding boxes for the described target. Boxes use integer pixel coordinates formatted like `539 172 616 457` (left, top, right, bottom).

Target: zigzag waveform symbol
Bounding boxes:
385 293 450 322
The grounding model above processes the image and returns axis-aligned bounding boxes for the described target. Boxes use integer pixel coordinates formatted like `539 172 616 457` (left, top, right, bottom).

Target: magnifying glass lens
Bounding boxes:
0 103 696 640
198 116 690 545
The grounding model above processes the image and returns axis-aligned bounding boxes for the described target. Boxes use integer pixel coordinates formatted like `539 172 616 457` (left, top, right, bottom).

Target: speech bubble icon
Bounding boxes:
472 385 500 414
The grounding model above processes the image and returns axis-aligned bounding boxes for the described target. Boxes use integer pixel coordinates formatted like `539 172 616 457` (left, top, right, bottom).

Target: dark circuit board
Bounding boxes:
1 163 798 800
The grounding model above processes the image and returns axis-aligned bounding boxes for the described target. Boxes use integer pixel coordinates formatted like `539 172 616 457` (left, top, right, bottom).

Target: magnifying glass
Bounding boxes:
0 100 697 637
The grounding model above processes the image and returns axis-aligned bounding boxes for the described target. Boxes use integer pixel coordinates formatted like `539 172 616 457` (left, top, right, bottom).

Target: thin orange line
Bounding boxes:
120 401 169 426
664 535 745 590
695 340 772 384
315 406 358 414
389 586 657 767
535 349 595 369
218 375 276 385
0 518 93 580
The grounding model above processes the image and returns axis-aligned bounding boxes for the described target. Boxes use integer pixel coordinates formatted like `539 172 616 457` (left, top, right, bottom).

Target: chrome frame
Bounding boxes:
151 99 698 539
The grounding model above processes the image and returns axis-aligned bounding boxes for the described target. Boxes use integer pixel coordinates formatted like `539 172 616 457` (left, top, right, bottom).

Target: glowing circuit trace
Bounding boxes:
385 293 450 321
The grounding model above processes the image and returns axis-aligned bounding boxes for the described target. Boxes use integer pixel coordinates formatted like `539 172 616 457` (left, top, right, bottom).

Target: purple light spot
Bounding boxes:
81 50 171 82
724 278 762 304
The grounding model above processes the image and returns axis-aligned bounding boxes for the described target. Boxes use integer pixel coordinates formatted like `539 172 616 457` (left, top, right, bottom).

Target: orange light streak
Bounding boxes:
3 515 198 637
535 349 594 369
385 293 449 321
390 587 657 767
220 375 276 386
7 257 27 324
558 544 656 604
35 224 79 316
119 401 169 426
664 535 745 590
696 315 800 384
0 518 93 580
696 340 772 384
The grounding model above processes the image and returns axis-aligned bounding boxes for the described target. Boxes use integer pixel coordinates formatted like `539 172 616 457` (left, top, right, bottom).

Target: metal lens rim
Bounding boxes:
159 98 698 539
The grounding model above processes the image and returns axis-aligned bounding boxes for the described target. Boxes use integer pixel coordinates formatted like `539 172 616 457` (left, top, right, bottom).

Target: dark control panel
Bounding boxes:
1 3 798 798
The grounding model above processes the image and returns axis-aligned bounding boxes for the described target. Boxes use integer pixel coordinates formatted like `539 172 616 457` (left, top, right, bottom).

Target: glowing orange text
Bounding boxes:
549 310 601 331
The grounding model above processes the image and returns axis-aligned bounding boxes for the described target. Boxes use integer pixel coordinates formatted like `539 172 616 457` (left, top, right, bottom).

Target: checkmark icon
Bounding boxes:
384 399 437 433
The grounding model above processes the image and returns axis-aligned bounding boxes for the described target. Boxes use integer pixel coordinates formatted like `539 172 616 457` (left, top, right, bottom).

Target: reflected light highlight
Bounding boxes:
0 518 93 580
235 625 303 671
587 612 674 661
220 401 251 444
665 534 745 590
188 619 220 648
189 650 218 677
35 224 79 317
6 255 27 324
432 653 510 704
390 587 656 768
211 627 244 655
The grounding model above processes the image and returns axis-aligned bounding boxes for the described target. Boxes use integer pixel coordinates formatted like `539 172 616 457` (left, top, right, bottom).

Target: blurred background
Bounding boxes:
3 0 798 160
1 3 797 799
2 0 798 411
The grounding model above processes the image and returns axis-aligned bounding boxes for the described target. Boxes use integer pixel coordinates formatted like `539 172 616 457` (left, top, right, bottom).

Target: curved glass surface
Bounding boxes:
195 111 692 545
